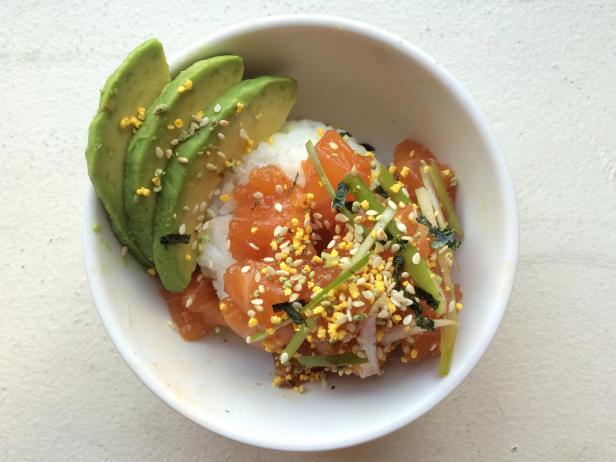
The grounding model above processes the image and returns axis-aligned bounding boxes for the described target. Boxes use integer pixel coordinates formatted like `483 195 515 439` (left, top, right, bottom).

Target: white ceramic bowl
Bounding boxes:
84 15 518 451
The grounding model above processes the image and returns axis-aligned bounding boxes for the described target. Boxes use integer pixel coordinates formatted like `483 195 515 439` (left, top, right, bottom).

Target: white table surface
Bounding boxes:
2 1 615 460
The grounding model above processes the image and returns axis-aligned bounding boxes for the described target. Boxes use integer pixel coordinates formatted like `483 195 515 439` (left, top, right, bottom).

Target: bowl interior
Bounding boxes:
84 16 517 451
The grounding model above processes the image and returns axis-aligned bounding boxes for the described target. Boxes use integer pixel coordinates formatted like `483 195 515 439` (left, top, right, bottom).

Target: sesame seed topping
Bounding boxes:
412 252 421 265
155 146 164 158
274 203 283 212
165 149 173 159
253 191 264 199
248 242 260 250
177 156 189 164
185 296 194 308
335 213 349 223
387 200 398 210
251 298 264 306
241 265 251 273
275 184 283 194
121 246 128 257
219 119 229 127
217 132 225 140
214 103 221 113
280 352 289 364
206 163 217 171
170 138 179 146
178 224 186 234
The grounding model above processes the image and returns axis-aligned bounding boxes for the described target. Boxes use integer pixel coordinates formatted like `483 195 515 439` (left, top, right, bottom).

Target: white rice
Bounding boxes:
197 119 368 298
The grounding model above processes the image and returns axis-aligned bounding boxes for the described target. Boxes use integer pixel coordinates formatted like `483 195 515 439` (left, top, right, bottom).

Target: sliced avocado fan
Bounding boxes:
85 39 170 266
153 76 298 292
124 55 244 261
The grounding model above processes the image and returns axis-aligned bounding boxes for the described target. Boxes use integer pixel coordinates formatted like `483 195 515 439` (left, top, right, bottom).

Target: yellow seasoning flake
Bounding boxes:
137 106 146 120
456 302 463 311
129 116 142 128
283 288 292 297
312 306 325 316
119 116 131 128
248 317 258 328
136 186 151 197
219 194 231 202
317 327 326 339
236 101 244 113
400 165 411 178
306 193 315 203
388 164 397 174
219 302 227 311
183 79 193 90
410 349 419 359
389 182 403 194
185 254 192 261
250 226 258 234
177 85 186 94
174 118 184 128
151 176 161 186
270 315 282 325
147 268 156 276
360 200 369 210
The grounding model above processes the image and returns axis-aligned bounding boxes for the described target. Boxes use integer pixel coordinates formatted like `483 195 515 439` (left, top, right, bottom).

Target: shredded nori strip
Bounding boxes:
332 182 349 211
338 130 352 138
417 214 461 250
272 300 306 325
360 142 375 151
374 184 389 198
393 254 405 290
160 233 190 246
415 316 435 331
291 172 299 191
414 287 439 310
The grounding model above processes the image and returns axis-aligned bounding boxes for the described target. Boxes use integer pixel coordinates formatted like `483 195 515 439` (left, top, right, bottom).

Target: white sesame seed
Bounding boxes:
177 156 189 164
289 293 299 302
206 163 217 171
218 119 229 127
401 271 409 279
274 203 283 212
387 200 398 210
253 191 263 200
245 336 252 344
239 128 249 140
241 265 251 273
263 257 275 262
199 117 210 127
217 132 225 140
254 271 261 283
395 221 407 233
293 283 302 292
178 224 186 234
247 309 256 318
275 184 283 194
391 243 401 253
329 141 339 150
335 213 349 223
280 352 289 364
217 151 226 159
170 138 179 146
251 298 264 306
248 242 260 250
121 246 128 257
412 252 421 265
185 296 194 308
191 240 198 250
327 239 336 249
214 103 221 113
366 209 378 216
155 146 164 158
165 148 173 159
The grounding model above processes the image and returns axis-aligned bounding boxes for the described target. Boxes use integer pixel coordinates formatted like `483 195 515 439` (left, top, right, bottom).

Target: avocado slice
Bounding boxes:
124 56 244 261
85 39 170 265
153 76 298 292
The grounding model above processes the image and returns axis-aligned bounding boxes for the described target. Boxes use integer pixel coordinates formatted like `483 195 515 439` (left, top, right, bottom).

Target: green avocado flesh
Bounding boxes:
124 55 244 261
85 39 170 266
153 76 298 292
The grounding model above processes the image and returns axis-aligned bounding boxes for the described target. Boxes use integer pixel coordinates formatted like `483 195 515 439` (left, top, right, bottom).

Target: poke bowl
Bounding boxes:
83 14 518 451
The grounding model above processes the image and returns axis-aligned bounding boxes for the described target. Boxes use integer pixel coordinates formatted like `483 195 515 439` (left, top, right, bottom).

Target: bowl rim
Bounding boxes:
83 13 519 452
